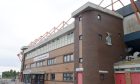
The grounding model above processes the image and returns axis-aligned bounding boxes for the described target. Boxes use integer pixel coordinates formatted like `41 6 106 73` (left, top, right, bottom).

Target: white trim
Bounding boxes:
72 2 123 18
76 68 84 72
99 70 109 74
114 71 125 73
114 64 140 69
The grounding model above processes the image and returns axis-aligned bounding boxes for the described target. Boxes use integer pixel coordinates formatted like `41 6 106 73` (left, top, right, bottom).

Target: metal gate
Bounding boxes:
131 73 140 84
77 72 83 84
115 73 126 84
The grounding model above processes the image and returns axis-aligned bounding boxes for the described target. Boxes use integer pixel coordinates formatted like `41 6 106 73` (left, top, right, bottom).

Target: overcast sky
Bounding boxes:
0 0 131 72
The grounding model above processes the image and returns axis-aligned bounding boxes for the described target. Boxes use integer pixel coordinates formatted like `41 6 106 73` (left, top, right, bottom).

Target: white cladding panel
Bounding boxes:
123 13 140 34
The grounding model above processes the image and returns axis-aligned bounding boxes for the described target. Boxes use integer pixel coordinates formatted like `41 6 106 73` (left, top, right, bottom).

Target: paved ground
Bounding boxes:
0 79 15 84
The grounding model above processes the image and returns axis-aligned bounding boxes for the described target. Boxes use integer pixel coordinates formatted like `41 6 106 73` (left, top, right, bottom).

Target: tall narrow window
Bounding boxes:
97 14 101 20
45 73 48 80
98 34 103 40
50 73 55 80
79 35 83 40
79 58 83 63
118 33 121 37
79 16 82 21
105 32 112 45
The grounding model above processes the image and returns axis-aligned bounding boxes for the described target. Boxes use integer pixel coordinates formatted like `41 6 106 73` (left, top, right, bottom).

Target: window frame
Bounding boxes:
47 58 56 65
64 53 74 63
63 73 73 81
50 73 55 80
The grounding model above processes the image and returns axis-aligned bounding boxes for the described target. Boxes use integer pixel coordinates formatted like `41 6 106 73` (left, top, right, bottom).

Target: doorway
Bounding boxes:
77 72 83 84
31 74 44 84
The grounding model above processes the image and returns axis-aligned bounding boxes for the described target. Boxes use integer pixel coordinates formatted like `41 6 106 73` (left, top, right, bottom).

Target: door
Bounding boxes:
131 73 140 84
115 73 126 84
38 74 44 84
31 74 44 84
77 72 83 84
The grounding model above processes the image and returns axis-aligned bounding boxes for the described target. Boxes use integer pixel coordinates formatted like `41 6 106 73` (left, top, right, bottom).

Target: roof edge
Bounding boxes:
72 2 123 19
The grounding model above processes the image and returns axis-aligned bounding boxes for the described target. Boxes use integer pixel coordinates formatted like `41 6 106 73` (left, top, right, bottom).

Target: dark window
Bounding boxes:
47 58 56 65
118 33 121 37
50 73 55 80
32 75 36 80
79 35 83 40
98 34 103 40
100 74 105 80
79 58 83 63
64 54 74 63
63 73 73 81
39 75 44 80
79 16 82 21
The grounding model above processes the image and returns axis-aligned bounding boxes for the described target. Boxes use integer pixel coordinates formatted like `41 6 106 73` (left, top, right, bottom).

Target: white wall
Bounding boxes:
123 12 140 34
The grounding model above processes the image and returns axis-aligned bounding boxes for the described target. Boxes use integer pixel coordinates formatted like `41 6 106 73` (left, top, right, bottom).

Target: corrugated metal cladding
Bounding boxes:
116 1 140 17
124 31 140 42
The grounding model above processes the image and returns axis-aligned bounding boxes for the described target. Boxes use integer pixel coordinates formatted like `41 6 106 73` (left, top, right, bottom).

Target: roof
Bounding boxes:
114 58 140 69
116 1 140 17
72 2 123 19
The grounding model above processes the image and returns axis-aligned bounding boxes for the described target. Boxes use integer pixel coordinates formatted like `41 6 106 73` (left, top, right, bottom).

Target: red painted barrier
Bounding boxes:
77 72 83 84
115 73 126 84
131 73 140 84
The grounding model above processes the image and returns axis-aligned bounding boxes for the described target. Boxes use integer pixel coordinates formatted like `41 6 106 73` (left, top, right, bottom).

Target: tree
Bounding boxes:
2 69 19 79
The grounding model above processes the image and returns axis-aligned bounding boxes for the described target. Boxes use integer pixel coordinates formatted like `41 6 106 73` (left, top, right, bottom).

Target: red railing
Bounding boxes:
99 0 140 24
28 18 73 47
130 0 140 24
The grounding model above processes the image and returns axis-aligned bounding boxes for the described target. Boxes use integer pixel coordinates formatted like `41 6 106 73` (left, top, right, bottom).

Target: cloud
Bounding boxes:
0 66 20 73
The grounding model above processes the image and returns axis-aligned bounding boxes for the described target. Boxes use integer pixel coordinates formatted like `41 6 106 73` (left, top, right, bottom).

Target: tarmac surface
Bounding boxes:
0 79 15 84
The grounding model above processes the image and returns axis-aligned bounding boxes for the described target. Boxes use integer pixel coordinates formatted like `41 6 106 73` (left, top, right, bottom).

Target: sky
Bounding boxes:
0 0 131 73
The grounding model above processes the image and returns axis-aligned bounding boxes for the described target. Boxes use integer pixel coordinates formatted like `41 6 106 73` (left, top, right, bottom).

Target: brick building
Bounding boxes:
20 2 125 84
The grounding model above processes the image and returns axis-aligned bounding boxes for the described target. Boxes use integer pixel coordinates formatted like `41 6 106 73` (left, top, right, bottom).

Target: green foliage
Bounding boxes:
2 69 19 79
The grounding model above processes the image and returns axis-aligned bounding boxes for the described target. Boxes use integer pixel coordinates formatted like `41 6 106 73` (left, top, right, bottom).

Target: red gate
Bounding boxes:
131 73 140 84
77 72 83 84
115 73 126 84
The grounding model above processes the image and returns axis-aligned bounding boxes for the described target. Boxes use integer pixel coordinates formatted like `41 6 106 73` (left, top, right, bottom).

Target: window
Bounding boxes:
47 58 56 65
118 33 121 37
50 73 55 80
79 35 83 40
45 74 48 80
25 32 74 60
98 34 103 40
25 64 30 69
32 75 36 80
105 32 112 45
64 54 74 62
63 73 73 81
79 58 83 63
97 14 101 20
100 74 105 80
43 60 47 66
31 63 36 68
79 16 82 21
